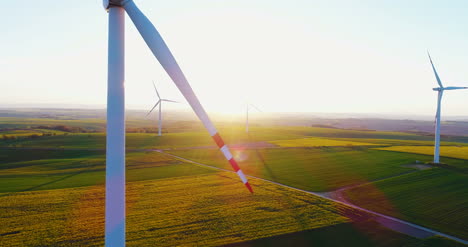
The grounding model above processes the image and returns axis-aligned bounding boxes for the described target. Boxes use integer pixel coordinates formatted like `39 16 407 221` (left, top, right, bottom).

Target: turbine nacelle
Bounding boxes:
432 86 467 92
103 0 129 10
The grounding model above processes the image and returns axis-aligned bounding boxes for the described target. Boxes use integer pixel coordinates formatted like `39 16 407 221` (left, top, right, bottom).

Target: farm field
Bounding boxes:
167 147 468 240
0 117 107 131
269 137 379 147
0 172 463 247
2 119 468 150
328 138 468 147
167 148 461 192
374 146 468 161
1 117 467 246
344 168 468 239
0 149 215 193
0 127 308 150
0 129 68 137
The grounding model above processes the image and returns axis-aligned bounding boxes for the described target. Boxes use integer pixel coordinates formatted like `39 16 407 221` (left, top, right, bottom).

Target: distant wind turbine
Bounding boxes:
103 1 253 246
428 52 468 163
147 81 177 136
246 103 261 133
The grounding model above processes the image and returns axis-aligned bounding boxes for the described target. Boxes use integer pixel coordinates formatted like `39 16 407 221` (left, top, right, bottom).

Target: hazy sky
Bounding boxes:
1 0 468 116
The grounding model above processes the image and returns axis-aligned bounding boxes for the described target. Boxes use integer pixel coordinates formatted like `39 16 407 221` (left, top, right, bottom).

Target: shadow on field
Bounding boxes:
0 163 100 197
224 220 462 247
223 222 382 247
246 133 311 231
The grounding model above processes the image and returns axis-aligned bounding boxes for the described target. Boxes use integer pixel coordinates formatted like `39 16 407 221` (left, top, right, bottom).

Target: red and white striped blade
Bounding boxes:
123 1 253 193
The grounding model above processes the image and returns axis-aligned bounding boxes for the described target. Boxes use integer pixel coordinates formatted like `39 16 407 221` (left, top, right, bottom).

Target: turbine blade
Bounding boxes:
124 1 253 193
152 80 161 99
443 86 468 90
427 52 443 88
161 99 179 103
146 100 161 117
250 104 262 112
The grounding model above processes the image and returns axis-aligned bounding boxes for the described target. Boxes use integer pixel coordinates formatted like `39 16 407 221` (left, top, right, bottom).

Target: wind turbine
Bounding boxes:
147 81 177 136
103 1 253 246
428 52 468 163
246 103 261 133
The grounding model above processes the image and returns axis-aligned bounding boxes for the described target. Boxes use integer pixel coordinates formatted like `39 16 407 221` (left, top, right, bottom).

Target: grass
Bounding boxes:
168 148 452 192
344 168 468 239
375 146 468 160
1 172 462 247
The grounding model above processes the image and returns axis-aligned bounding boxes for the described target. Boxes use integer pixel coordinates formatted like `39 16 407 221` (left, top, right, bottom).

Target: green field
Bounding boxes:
0 149 215 193
328 138 468 147
270 137 379 147
0 117 107 131
168 146 468 240
0 127 306 149
344 168 468 239
375 146 468 160
168 148 459 192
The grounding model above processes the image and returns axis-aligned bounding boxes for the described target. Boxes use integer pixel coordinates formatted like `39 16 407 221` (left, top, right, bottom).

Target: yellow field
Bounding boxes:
0 172 349 246
270 137 378 148
374 146 468 160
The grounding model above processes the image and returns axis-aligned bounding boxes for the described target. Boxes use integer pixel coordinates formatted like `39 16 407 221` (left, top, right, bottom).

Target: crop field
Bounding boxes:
0 129 68 137
374 146 468 160
0 127 308 150
344 168 468 239
269 137 380 147
0 117 107 131
2 122 467 151
168 147 468 240
1 172 464 247
327 138 468 147
167 148 452 192
265 126 468 143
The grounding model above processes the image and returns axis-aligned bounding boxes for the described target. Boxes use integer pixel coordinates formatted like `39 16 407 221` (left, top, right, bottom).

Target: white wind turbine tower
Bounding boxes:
103 1 253 246
428 52 468 163
246 103 261 133
147 81 178 136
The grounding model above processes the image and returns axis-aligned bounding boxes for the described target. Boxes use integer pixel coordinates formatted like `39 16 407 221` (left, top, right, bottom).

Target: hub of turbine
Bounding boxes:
432 87 443 91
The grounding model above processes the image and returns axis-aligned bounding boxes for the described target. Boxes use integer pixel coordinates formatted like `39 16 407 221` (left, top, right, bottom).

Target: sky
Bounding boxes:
1 0 468 117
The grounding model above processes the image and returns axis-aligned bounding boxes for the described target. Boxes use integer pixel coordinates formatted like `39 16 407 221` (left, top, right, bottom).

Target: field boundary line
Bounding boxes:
157 150 468 245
